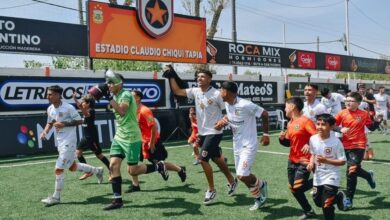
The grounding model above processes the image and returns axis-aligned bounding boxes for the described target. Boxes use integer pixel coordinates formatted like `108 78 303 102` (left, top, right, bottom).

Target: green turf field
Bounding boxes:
1 132 389 219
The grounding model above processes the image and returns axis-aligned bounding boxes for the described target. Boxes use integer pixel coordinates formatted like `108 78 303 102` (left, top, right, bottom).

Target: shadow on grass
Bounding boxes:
60 193 112 206
140 183 201 194
368 158 390 164
129 197 203 217
369 140 390 144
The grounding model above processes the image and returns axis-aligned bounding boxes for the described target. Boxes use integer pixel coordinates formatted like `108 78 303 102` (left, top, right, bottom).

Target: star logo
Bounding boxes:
137 0 173 38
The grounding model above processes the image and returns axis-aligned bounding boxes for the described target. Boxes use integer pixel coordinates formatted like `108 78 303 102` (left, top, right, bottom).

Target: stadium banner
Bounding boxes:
172 80 278 107
208 40 389 74
289 82 348 97
0 76 166 112
88 1 207 63
206 40 282 67
0 109 180 157
0 16 87 56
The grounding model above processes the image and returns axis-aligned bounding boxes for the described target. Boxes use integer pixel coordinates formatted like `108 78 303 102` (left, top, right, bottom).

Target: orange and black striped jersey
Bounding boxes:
286 115 317 164
335 108 372 150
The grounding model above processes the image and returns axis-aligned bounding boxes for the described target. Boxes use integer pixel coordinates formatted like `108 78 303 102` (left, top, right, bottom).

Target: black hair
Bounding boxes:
196 69 212 78
305 84 318 90
82 94 95 108
132 90 143 99
286 97 304 112
316 113 336 126
221 81 238 94
347 91 362 102
47 85 63 95
320 87 330 97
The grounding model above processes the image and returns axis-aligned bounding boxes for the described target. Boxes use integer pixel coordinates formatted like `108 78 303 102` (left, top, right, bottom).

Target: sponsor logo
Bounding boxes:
123 83 161 103
137 0 173 38
298 51 316 69
0 80 162 107
324 147 332 155
16 125 36 148
325 55 341 70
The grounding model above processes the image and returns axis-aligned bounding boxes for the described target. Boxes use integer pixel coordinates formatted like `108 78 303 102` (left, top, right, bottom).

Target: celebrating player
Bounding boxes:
163 66 237 205
279 97 317 219
303 84 327 122
73 94 110 180
217 81 269 211
40 85 104 207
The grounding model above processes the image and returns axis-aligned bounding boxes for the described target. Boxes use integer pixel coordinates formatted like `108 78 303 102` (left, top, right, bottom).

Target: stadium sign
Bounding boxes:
0 16 87 56
0 76 166 111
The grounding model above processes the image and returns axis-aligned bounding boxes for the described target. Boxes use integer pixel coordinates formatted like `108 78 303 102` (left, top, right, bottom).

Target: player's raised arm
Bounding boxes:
162 65 187 97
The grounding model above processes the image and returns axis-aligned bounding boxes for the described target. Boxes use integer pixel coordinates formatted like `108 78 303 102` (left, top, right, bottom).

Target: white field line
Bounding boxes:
1 144 389 168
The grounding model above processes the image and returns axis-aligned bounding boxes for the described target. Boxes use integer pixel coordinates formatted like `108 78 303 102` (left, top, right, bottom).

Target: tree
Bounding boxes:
181 0 229 73
23 60 44 68
336 72 390 81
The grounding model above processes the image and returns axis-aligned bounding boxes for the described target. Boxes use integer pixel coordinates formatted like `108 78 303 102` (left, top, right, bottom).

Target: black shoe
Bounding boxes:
178 166 187 182
103 200 123 211
125 184 141 193
157 161 169 181
336 191 345 211
299 209 316 220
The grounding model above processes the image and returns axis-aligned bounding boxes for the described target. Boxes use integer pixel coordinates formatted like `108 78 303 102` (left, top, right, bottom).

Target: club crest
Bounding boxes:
137 0 173 38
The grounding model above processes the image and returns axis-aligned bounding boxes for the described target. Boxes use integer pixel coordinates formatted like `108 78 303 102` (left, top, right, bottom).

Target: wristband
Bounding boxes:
263 133 270 137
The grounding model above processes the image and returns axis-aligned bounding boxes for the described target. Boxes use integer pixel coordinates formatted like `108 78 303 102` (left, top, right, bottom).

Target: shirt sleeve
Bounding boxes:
70 106 82 121
186 88 195 99
335 139 346 161
335 111 342 126
336 93 346 102
216 93 225 110
141 107 156 128
309 136 315 154
248 102 264 118
305 119 317 135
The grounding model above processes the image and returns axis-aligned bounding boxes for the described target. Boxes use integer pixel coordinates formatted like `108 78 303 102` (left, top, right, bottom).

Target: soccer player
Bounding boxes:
126 90 186 193
40 85 104 207
335 92 380 211
163 66 237 205
374 86 390 134
73 94 110 180
358 84 376 118
103 73 168 210
307 113 346 220
188 107 201 165
279 97 317 220
216 81 269 211
303 84 328 122
320 88 345 117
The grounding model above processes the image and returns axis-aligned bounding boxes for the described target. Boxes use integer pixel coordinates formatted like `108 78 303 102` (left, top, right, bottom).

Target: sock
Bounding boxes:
53 173 64 199
78 156 86 164
249 178 262 198
111 176 122 202
145 164 157 174
100 156 110 170
76 162 99 174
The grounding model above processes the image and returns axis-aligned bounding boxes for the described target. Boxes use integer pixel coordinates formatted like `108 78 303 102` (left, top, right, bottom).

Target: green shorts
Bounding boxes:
110 139 141 164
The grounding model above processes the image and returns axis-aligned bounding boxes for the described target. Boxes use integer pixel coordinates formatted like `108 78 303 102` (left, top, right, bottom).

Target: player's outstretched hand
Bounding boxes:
162 64 177 79
214 116 229 131
260 136 270 146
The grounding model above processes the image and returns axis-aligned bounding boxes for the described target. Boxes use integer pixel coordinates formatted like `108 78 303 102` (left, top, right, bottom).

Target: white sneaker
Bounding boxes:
41 196 60 206
227 178 238 196
249 196 266 211
204 190 216 205
96 167 104 184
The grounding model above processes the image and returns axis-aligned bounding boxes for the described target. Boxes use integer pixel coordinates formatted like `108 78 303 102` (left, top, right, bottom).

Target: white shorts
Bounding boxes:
55 142 77 170
233 145 257 177
375 110 388 120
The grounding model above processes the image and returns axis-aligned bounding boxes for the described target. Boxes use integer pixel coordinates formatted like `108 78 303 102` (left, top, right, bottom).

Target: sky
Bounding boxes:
1 0 390 78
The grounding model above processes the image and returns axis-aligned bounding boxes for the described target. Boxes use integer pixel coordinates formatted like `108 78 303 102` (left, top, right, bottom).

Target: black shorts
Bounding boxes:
312 184 338 208
287 160 311 190
345 149 365 167
139 139 168 163
198 134 223 162
77 136 102 155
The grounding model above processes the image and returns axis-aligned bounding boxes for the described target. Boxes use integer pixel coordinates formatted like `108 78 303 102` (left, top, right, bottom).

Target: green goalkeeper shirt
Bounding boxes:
112 89 141 143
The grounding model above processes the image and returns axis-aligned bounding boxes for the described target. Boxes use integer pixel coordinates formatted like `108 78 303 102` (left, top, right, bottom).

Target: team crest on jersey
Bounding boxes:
207 99 213 105
137 0 173 38
355 116 362 122
294 124 300 130
324 147 332 155
235 109 240 116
